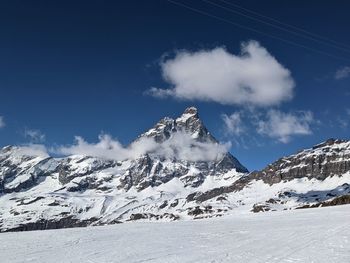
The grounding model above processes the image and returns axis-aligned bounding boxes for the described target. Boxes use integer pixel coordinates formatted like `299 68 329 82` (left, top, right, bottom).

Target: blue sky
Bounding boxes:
0 0 350 170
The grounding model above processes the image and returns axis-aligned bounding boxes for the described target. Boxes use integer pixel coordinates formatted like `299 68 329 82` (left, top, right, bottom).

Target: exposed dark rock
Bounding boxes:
266 198 278 204
251 204 271 213
170 199 179 207
2 217 98 232
296 195 350 209
186 192 197 202
188 206 204 216
181 173 204 187
129 213 148 220
188 205 214 216
47 200 61 206
215 153 248 173
216 196 227 202
159 201 168 209
18 196 45 206
128 213 179 221
161 213 180 221
107 219 122 224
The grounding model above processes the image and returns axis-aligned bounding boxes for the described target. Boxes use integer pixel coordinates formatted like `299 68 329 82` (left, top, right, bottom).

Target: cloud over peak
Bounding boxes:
56 132 230 162
148 41 294 107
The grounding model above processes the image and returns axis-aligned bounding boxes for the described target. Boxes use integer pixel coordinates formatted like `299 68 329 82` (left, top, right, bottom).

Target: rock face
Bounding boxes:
251 138 350 184
0 107 248 232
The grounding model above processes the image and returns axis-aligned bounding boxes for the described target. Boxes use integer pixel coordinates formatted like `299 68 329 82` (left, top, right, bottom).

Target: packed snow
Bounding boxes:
1 205 349 263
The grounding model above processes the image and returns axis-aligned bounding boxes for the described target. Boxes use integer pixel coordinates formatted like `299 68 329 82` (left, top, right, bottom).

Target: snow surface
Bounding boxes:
1 205 349 263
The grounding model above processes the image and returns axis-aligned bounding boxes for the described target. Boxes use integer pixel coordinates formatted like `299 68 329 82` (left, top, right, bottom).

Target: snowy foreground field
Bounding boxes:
1 205 350 263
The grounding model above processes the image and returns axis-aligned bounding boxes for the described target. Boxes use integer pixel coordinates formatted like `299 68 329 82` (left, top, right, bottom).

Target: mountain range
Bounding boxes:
0 107 349 232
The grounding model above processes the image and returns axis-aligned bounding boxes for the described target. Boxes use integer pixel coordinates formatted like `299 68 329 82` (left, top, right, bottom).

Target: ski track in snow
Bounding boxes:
1 205 350 263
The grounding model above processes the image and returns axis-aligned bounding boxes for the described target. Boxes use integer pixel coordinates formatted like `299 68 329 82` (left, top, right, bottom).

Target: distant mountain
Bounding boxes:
0 108 349 232
188 138 350 212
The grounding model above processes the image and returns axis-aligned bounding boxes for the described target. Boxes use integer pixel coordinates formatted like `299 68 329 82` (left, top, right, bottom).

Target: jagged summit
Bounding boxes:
141 106 215 143
183 106 198 114
178 106 199 120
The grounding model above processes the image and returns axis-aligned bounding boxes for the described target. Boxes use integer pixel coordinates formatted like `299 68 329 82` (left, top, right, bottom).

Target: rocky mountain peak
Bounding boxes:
140 106 215 143
175 107 199 125
175 106 214 142
180 106 199 118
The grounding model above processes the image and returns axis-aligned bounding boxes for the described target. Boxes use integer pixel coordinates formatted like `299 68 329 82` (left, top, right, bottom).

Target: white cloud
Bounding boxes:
221 112 244 136
16 144 49 158
24 128 46 143
335 66 350 80
257 110 313 143
56 132 230 162
148 41 294 107
0 116 5 128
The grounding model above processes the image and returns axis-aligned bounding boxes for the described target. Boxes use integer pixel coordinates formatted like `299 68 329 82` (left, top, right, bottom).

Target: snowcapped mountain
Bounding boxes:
0 108 349 232
0 107 247 231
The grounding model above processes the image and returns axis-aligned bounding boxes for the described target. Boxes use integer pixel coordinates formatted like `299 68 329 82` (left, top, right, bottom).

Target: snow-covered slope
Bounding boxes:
0 108 350 232
1 205 349 263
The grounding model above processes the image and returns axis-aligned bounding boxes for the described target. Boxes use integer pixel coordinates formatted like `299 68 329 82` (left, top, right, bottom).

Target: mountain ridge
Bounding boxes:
0 107 349 232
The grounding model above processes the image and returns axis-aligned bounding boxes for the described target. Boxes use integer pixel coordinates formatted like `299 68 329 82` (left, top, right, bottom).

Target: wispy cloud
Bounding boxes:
221 112 244 136
24 128 46 143
336 117 348 129
0 116 5 128
335 66 350 80
16 144 49 158
147 40 294 107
